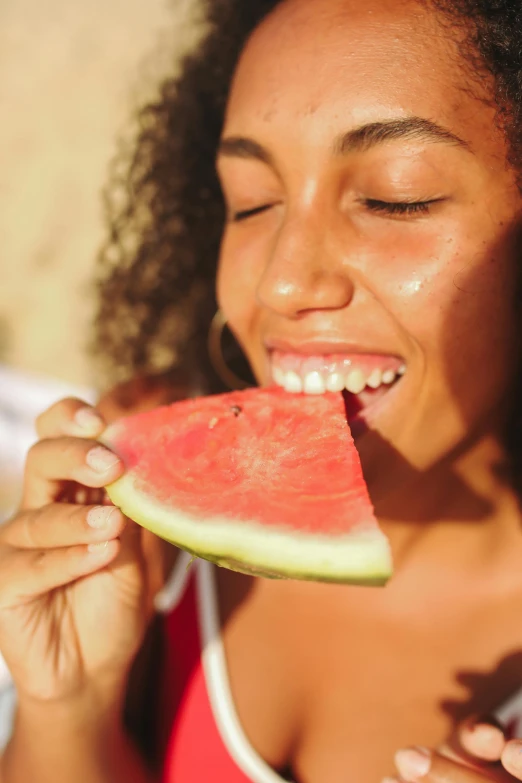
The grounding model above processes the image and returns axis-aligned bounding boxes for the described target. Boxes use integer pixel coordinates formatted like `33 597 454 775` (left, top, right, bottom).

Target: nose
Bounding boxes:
256 213 355 318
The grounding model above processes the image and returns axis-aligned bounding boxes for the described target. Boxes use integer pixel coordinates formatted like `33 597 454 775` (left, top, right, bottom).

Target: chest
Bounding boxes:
221 577 522 783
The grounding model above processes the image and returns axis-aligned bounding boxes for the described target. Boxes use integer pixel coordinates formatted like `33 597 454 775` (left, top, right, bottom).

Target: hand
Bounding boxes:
388 717 522 782
0 398 150 708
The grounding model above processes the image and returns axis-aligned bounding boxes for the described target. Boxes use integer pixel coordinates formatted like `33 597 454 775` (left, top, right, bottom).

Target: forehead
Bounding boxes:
224 0 498 154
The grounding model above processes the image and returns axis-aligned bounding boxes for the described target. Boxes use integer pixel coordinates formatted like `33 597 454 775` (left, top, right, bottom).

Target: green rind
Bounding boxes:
106 472 392 586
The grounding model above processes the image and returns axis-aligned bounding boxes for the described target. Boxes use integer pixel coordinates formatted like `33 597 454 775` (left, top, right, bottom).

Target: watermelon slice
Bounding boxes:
102 387 392 585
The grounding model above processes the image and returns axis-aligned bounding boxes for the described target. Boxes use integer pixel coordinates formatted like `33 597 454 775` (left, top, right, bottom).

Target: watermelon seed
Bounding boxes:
230 405 242 417
209 417 219 429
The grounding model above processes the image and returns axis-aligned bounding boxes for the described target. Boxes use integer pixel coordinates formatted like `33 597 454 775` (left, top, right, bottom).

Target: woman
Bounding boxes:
2 0 522 781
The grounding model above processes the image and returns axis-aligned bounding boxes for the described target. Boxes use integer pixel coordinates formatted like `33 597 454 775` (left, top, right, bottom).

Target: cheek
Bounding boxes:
434 256 517 411
376 229 518 411
216 230 265 345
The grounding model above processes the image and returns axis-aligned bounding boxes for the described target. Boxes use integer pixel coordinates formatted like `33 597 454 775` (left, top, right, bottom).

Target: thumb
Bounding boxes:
441 716 506 765
394 747 511 782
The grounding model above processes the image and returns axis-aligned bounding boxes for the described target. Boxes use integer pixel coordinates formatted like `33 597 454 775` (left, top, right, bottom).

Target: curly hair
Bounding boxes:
92 0 279 394
92 0 522 478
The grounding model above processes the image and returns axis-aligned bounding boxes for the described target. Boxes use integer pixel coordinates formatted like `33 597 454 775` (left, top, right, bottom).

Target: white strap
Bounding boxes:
153 550 195 613
198 560 289 782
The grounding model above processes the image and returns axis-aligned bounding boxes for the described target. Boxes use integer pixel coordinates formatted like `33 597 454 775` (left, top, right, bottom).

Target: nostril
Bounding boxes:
255 217 356 317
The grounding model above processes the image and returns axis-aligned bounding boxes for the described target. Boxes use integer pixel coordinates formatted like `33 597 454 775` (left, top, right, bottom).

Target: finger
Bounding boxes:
455 716 506 763
394 747 509 782
0 541 120 609
1 504 126 550
22 438 124 509
35 398 105 440
501 739 522 779
64 486 107 506
109 521 148 604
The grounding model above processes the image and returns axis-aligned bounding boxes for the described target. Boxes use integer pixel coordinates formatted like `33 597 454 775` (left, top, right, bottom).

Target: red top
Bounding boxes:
157 558 522 783
158 558 287 783
160 571 252 783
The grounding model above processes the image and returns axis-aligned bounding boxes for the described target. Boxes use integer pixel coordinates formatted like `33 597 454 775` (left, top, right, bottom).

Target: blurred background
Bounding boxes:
0 0 201 522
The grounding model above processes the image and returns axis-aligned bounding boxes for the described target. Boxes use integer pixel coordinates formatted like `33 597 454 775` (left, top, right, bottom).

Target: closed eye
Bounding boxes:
230 204 273 222
364 198 445 216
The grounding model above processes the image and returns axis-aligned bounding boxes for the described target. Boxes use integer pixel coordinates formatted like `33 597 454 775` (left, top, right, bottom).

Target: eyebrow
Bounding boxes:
217 116 470 165
333 117 470 155
217 136 275 165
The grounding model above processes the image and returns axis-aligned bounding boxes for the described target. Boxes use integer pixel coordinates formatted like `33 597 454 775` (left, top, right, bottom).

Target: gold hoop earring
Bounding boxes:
208 310 250 390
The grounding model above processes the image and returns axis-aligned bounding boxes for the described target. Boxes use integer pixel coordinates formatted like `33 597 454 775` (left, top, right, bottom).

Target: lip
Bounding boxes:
264 336 404 361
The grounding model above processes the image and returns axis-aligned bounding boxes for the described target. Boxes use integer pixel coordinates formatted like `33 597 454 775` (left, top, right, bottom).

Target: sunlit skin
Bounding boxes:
4 1 522 782
211 0 522 780
217 0 522 506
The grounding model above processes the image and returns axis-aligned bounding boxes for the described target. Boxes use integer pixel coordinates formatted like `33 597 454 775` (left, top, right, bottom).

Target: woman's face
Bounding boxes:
216 0 522 496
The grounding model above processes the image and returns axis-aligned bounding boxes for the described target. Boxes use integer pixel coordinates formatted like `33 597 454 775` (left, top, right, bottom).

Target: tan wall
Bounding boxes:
0 0 200 387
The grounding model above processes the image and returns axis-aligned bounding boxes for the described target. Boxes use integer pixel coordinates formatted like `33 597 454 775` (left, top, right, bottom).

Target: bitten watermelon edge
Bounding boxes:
102 387 393 585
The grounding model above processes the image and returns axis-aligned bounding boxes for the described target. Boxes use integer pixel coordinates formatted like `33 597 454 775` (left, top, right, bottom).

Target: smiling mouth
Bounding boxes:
269 349 406 424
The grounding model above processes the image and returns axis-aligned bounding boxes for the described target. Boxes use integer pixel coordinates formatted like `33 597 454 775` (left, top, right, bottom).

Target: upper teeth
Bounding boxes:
272 364 405 395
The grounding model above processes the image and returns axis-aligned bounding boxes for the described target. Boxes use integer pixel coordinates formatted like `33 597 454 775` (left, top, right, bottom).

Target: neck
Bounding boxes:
376 435 522 574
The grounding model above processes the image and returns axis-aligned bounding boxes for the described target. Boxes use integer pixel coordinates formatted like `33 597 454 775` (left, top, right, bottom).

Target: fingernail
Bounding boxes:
74 408 104 433
395 747 431 780
472 722 502 739
503 740 522 771
87 541 110 554
471 722 504 755
86 446 120 473
87 506 117 529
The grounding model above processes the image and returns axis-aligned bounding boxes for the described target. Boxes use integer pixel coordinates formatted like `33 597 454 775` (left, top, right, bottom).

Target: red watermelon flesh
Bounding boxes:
103 387 392 585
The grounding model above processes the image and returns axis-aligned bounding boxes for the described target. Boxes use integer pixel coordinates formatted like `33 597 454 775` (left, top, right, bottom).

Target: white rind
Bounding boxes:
107 472 393 585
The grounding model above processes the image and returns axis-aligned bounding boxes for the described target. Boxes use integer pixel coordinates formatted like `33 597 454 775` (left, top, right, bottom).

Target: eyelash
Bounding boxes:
231 205 272 222
364 199 436 216
231 198 441 223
